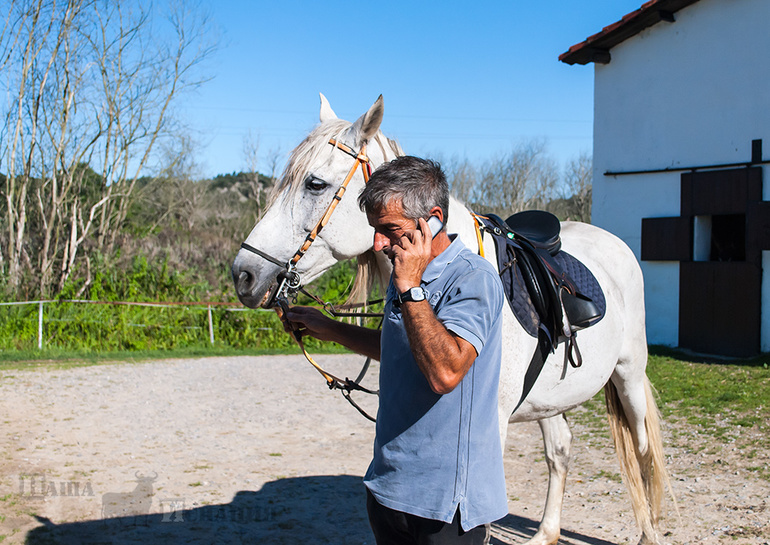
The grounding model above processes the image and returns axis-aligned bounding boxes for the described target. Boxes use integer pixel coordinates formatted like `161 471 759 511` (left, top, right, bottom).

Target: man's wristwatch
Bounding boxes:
396 286 427 306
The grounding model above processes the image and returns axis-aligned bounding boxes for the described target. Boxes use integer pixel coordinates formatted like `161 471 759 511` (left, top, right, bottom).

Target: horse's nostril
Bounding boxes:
237 270 254 294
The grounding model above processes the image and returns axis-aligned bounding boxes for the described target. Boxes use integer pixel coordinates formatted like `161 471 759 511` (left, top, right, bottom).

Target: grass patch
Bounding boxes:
0 343 351 371
594 469 623 483
646 347 770 480
647 346 769 427
567 347 770 480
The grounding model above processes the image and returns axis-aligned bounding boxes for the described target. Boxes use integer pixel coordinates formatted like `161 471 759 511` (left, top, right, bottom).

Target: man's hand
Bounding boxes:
283 306 335 342
390 217 433 293
283 305 382 361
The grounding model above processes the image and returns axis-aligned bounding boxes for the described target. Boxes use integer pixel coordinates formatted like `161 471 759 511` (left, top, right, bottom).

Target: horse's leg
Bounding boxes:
525 414 572 545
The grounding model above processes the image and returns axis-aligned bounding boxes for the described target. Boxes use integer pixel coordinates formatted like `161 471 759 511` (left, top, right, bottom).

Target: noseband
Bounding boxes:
240 138 372 308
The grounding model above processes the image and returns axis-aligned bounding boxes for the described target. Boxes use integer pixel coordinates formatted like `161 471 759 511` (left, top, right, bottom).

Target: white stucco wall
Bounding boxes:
591 0 770 350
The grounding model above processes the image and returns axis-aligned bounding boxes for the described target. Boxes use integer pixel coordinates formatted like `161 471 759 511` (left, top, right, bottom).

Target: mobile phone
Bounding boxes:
426 216 443 239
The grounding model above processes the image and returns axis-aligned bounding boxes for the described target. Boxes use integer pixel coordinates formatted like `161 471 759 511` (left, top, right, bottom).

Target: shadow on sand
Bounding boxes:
492 514 619 545
26 474 373 545
25 474 619 545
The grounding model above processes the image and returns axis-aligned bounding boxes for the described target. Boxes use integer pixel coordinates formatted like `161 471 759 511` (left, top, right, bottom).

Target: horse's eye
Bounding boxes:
304 176 328 192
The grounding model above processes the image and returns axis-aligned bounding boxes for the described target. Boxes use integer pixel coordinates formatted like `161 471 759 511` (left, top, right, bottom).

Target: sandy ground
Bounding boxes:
0 354 767 544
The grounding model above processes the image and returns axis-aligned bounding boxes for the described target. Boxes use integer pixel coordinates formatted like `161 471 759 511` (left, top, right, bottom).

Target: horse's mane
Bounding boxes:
266 119 404 208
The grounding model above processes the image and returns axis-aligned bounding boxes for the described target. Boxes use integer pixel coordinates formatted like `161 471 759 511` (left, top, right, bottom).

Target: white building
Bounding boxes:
560 0 770 356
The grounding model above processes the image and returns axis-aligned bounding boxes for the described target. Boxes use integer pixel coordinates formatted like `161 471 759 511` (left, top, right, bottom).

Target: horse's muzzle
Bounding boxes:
232 263 274 309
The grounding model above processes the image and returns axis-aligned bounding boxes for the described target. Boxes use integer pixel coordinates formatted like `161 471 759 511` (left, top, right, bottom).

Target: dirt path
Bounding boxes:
0 355 767 544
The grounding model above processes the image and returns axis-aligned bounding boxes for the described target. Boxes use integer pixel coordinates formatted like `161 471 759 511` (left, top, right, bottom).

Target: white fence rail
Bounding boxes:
0 299 268 349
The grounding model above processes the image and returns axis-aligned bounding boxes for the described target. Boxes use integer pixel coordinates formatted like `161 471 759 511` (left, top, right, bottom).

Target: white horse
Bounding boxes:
232 95 671 545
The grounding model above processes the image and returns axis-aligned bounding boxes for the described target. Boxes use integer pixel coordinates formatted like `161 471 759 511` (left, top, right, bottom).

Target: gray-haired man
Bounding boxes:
285 156 507 544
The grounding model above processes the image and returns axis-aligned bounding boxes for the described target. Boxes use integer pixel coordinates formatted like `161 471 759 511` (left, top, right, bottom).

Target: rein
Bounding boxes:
239 138 379 422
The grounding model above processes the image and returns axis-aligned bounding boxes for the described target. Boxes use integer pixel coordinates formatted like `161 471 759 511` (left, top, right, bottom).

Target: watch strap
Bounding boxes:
396 286 426 306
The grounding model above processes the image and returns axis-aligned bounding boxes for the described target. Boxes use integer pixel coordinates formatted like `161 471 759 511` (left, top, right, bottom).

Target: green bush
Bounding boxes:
0 255 363 355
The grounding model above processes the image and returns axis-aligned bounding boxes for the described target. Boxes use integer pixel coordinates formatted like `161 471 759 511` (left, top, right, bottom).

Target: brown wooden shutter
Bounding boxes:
641 216 692 261
747 201 770 254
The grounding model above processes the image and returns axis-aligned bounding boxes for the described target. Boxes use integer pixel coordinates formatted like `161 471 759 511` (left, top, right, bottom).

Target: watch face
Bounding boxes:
409 287 425 301
397 287 425 306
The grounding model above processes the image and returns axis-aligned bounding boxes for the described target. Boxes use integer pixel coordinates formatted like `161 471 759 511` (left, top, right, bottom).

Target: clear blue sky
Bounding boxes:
183 1 644 178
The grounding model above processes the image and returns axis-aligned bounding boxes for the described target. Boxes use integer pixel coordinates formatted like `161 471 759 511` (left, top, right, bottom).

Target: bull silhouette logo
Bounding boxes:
101 471 158 523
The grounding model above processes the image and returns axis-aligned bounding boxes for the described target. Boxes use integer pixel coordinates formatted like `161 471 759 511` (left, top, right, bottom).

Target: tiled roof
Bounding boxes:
559 0 701 65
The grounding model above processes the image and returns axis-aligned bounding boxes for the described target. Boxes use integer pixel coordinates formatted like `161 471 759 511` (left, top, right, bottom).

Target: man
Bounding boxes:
285 156 507 544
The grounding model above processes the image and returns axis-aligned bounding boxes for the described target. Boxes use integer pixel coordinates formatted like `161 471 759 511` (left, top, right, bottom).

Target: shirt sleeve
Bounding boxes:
436 264 504 356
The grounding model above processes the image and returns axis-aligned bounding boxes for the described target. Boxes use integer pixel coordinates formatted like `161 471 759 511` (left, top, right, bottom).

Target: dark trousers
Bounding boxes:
366 489 490 545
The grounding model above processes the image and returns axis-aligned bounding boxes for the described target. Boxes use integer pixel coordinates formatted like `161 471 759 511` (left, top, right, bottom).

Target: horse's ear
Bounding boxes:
319 93 338 122
350 95 384 146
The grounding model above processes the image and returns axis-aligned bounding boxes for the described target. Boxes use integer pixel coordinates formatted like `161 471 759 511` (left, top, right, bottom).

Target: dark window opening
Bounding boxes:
710 214 745 261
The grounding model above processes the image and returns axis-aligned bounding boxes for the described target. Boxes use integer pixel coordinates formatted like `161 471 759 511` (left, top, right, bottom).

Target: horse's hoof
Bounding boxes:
637 532 662 545
522 529 560 545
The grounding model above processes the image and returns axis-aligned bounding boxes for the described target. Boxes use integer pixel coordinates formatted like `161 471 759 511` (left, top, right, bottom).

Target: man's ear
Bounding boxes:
429 205 445 223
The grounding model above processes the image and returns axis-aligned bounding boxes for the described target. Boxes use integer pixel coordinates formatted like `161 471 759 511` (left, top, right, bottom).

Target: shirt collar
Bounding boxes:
421 235 466 284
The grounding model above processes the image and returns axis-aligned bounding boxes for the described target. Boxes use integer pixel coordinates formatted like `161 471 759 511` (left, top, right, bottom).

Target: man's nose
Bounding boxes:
373 232 388 252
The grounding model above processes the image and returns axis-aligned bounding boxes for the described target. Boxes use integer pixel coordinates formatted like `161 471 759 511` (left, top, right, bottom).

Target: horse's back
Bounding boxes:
559 221 644 295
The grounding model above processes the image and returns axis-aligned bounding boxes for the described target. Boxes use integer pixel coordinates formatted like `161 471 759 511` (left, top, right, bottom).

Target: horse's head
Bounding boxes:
232 94 402 308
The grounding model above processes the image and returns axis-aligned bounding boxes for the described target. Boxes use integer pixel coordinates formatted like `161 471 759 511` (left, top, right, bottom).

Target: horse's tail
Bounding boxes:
604 376 676 542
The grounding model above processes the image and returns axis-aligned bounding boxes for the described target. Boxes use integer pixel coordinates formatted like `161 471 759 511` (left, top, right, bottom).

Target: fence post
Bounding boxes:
207 305 214 345
38 301 44 349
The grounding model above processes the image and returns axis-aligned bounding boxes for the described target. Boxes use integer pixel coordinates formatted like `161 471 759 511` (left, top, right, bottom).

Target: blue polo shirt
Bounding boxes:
363 236 507 531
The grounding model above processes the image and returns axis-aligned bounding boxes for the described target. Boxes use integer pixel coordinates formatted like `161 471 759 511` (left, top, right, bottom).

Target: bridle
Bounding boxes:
240 138 372 309
239 137 379 421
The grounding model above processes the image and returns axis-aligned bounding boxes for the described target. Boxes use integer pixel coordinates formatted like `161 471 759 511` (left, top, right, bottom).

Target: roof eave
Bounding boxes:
559 0 700 66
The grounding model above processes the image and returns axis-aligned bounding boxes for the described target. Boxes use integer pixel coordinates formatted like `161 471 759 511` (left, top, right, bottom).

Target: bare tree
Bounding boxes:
0 0 216 297
242 132 263 222
474 139 558 217
1 0 54 290
562 152 592 223
166 138 209 232
442 155 478 208
133 135 206 234
265 146 282 193
89 0 217 254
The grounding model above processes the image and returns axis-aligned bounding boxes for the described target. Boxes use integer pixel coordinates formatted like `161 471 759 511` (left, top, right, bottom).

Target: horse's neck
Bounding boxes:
447 198 481 253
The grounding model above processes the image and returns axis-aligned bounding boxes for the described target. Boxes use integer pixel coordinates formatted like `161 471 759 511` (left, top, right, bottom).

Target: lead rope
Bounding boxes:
276 298 379 422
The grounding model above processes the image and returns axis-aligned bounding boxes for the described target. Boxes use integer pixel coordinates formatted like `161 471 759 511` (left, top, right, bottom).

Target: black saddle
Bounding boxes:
505 210 561 256
479 211 605 354
478 210 606 413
